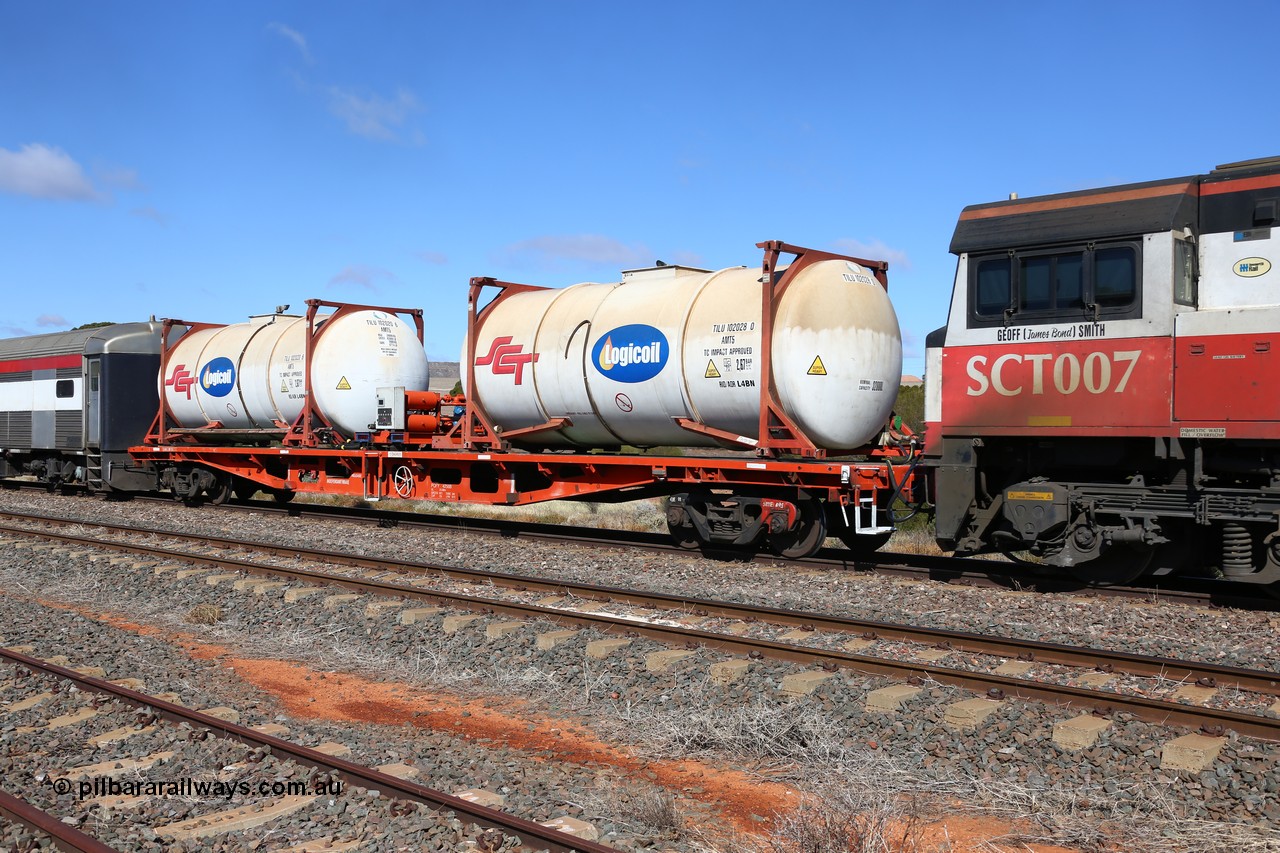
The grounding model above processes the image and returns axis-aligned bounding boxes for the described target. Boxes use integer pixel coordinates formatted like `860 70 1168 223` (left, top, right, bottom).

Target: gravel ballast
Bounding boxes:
3 490 1280 851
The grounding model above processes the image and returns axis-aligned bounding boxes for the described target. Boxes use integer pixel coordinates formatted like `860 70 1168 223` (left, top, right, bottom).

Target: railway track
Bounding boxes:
0 645 613 852
3 509 1278 745
9 478 1272 610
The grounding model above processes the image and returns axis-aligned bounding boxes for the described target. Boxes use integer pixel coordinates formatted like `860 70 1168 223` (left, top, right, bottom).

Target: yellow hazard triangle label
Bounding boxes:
280 380 288 393
704 360 721 378
336 376 352 390
807 356 827 376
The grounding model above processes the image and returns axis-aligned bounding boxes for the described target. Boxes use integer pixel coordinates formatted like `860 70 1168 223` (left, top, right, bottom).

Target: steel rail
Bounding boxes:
3 482 1271 609
0 648 614 853
131 492 1280 606
0 789 118 853
3 512 1277 697
4 520 1280 742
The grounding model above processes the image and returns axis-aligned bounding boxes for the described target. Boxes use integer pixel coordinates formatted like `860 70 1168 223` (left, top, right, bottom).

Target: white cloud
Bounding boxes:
328 87 421 142
36 314 68 328
329 264 397 292
415 250 448 265
0 144 101 201
494 235 654 271
0 324 29 336
830 237 912 271
267 22 312 63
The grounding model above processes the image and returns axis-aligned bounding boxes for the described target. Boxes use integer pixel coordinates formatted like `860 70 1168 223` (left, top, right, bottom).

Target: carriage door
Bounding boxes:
86 358 101 447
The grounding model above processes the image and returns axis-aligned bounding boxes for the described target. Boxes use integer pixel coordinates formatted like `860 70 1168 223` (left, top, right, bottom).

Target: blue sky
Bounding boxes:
2 1 1277 376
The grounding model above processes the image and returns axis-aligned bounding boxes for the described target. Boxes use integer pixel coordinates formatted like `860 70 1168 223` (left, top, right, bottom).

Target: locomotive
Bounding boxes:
927 155 1280 585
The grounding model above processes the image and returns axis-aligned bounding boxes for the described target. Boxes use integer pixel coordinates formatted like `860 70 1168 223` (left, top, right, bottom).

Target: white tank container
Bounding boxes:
163 310 429 436
465 259 901 450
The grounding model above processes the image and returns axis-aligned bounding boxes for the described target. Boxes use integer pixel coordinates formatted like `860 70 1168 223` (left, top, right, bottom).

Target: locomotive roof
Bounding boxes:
0 322 167 361
950 157 1280 254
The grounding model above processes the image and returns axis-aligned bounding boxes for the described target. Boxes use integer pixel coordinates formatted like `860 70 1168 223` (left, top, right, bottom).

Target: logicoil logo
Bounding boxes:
199 356 236 397
592 324 668 383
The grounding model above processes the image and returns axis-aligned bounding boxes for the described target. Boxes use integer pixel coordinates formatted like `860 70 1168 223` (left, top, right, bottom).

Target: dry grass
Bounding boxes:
296 493 670 534
183 603 222 625
577 774 686 837
757 789 927 853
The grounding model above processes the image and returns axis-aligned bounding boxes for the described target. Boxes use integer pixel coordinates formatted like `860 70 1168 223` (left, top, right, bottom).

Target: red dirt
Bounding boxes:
30 597 1081 850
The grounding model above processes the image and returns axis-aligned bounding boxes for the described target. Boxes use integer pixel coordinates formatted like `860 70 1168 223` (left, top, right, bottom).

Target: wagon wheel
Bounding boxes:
271 488 295 504
207 473 232 506
666 515 702 550
392 465 415 499
767 495 828 559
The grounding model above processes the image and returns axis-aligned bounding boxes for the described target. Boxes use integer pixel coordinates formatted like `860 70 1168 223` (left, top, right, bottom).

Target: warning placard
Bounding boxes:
336 376 352 390
807 356 827 376
704 360 721 378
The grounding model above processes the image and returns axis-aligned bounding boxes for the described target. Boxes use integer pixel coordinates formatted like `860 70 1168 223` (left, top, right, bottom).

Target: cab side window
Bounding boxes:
969 241 1140 327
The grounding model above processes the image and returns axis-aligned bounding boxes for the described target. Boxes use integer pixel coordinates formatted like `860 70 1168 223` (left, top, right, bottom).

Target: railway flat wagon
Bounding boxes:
130 242 925 558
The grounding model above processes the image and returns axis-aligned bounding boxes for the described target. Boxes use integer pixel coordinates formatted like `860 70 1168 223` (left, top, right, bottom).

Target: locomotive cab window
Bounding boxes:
968 241 1140 326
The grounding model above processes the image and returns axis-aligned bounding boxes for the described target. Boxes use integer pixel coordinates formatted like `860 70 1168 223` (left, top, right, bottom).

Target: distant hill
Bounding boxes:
428 361 459 377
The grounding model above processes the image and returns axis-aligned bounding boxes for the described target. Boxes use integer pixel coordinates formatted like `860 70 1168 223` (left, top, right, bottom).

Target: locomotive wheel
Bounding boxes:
768 498 827 559
1067 545 1153 585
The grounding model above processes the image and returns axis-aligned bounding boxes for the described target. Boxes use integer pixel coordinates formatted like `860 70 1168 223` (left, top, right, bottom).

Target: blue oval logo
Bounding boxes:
591 325 669 383
199 356 237 398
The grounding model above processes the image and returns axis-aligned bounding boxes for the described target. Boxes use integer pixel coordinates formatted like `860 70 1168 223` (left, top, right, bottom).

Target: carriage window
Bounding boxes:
56 380 74 398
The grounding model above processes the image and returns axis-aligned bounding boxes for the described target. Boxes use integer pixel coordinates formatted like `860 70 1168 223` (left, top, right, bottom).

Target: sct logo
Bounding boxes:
199 357 237 398
165 364 196 400
476 336 538 385
592 325 668 383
